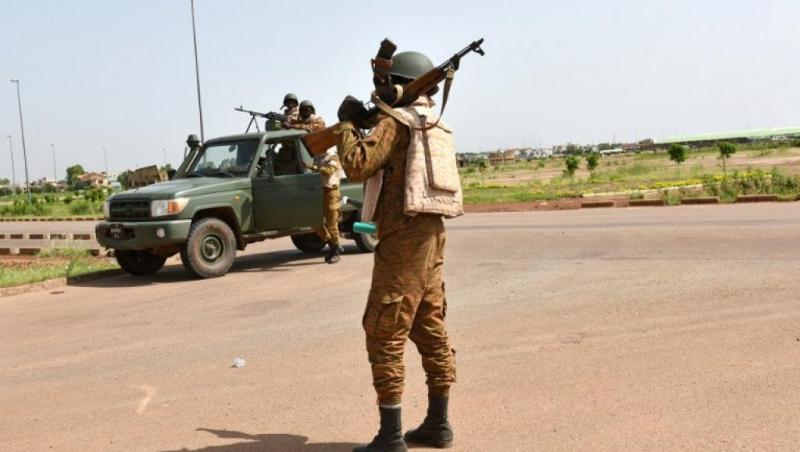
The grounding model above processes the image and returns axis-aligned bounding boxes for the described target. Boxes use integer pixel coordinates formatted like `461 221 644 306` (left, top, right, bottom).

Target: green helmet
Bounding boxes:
283 93 298 106
299 100 315 112
390 51 434 81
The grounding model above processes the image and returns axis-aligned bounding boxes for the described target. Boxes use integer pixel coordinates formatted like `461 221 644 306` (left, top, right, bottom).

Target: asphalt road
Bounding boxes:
1 204 799 451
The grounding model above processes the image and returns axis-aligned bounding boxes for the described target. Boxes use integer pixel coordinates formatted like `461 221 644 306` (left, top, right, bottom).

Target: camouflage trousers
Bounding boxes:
313 186 340 247
363 214 456 406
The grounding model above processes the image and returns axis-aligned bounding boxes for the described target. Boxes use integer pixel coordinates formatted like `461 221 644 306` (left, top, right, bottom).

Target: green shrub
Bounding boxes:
69 200 92 215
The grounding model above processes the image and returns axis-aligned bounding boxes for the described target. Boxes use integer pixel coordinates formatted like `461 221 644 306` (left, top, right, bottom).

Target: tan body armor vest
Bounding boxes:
394 101 463 218
361 97 463 222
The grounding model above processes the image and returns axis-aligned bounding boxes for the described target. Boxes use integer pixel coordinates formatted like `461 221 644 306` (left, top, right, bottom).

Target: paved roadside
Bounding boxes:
1 204 798 451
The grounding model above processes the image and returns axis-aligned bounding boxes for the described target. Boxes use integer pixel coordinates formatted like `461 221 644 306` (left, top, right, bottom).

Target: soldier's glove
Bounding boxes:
337 96 368 125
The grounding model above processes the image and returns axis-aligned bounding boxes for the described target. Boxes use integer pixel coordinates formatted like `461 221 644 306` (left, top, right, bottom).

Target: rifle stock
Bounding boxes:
302 125 337 156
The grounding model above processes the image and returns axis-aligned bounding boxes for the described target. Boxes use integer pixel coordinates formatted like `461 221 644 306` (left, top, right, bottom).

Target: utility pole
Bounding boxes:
10 79 31 205
190 0 205 142
103 147 108 175
163 147 167 166
5 135 16 195
50 143 57 186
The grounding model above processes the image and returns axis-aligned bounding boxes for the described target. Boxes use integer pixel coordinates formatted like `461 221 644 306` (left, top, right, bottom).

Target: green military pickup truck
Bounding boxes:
96 131 376 278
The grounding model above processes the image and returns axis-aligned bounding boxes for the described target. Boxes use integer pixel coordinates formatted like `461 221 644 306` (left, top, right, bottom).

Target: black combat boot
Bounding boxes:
326 243 341 264
404 395 453 448
353 406 407 452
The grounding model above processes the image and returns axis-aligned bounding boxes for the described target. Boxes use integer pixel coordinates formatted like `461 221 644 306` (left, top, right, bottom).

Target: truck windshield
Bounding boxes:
186 140 258 178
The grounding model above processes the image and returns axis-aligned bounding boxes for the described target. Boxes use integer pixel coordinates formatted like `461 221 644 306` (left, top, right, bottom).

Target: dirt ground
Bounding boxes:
1 204 799 451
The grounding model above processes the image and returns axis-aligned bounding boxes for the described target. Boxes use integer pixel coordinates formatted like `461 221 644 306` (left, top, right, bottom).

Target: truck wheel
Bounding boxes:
115 250 167 276
180 218 237 278
291 233 326 253
352 210 378 253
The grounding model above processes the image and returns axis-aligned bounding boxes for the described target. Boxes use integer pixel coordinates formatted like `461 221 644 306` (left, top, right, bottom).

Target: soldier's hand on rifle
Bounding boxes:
337 96 368 125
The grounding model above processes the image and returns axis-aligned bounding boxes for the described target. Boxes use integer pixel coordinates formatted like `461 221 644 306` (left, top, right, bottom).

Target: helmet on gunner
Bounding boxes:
299 100 315 119
283 93 299 108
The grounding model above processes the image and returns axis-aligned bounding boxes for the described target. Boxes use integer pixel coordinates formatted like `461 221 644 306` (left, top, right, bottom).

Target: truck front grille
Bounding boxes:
109 200 150 221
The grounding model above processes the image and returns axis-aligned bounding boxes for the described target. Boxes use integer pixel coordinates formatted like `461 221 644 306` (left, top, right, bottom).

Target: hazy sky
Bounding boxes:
1 0 799 181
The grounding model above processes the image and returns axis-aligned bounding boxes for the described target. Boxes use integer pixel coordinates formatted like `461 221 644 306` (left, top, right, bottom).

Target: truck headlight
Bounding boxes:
102 201 110 219
150 198 189 217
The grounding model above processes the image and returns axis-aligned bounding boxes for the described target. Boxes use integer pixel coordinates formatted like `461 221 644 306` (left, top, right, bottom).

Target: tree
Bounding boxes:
717 142 737 178
565 155 580 187
117 169 133 189
0 178 9 186
668 144 687 175
585 153 600 176
66 164 86 188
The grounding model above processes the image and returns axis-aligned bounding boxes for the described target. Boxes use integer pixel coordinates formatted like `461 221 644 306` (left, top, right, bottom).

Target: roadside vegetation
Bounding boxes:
0 189 110 219
461 142 800 204
0 248 118 289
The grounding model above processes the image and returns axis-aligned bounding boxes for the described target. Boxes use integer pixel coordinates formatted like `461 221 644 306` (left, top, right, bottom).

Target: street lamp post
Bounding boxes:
190 0 205 142
50 143 57 189
103 147 108 175
10 79 32 204
5 135 16 196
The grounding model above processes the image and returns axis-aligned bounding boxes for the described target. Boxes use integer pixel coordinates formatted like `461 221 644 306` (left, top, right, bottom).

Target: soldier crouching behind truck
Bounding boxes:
308 148 345 263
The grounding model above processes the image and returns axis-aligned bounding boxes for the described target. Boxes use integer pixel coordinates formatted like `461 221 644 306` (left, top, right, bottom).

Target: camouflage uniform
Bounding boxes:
311 151 343 248
335 111 456 407
283 105 300 123
287 114 326 133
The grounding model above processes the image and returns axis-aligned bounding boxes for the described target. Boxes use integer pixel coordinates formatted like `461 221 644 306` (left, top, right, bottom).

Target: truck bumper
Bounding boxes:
95 220 192 250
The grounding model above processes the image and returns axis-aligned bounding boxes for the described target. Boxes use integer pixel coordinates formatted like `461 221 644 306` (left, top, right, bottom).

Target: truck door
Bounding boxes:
252 138 323 231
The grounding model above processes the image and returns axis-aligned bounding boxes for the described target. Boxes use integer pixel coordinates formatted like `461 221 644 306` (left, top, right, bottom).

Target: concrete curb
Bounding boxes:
0 268 124 298
581 200 615 208
0 232 95 240
0 217 102 222
629 199 667 207
466 194 797 213
736 194 778 203
681 196 720 205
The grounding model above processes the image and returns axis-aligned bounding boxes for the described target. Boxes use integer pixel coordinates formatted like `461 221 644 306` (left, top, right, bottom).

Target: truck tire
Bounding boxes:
352 209 378 253
115 250 166 276
291 233 326 253
180 218 237 278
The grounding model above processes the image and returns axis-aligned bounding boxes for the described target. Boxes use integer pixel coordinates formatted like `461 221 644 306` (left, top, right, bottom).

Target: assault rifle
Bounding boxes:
234 105 288 133
301 38 485 156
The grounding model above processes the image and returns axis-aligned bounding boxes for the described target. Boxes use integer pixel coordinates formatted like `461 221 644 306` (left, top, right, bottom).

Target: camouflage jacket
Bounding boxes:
335 111 411 239
287 114 326 133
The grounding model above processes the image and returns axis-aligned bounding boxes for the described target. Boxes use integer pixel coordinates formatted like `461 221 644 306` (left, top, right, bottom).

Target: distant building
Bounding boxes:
489 149 518 165
78 172 110 188
622 143 641 152
599 148 624 156
528 148 553 159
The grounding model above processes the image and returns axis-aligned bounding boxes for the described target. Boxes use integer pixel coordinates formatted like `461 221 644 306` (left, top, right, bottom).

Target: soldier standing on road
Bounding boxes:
286 100 326 133
308 147 344 263
335 51 463 452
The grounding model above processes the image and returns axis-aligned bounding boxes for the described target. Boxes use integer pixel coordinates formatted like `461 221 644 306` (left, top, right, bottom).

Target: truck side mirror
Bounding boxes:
186 134 201 150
